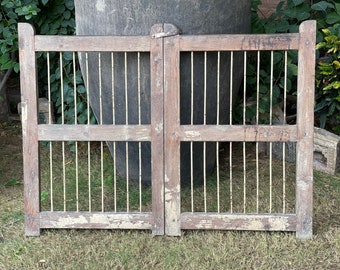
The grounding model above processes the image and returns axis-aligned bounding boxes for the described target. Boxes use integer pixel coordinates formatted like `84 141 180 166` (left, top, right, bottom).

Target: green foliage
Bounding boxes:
235 0 303 125
0 0 94 124
248 0 340 133
315 24 340 131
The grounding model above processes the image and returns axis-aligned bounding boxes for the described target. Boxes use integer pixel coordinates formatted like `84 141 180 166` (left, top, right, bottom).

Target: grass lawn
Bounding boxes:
0 123 339 269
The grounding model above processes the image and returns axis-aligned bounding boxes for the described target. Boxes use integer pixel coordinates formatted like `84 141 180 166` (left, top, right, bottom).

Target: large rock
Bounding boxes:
75 0 251 185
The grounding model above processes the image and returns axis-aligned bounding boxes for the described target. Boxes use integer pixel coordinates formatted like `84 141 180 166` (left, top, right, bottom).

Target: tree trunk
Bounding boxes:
74 0 251 185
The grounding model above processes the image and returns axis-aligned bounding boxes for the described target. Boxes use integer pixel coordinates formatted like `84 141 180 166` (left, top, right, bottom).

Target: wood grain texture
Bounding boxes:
38 125 151 141
179 125 298 142
296 20 316 239
40 212 153 230
150 24 165 235
35 35 150 52
181 213 296 231
164 26 181 236
18 23 41 236
20 21 316 237
179 33 299 51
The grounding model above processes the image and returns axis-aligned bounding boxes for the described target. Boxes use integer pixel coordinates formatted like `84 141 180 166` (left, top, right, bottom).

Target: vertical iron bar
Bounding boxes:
230 52 235 213
60 52 67 212
190 51 194 213
85 52 91 212
73 52 79 212
124 52 129 212
283 51 288 214
243 51 247 214
137 52 142 212
203 51 207 213
269 51 274 213
216 51 220 213
111 52 117 212
98 53 105 212
47 52 54 212
256 51 260 213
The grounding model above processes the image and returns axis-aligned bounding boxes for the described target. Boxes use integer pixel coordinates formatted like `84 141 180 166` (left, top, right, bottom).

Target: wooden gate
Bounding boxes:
19 21 315 238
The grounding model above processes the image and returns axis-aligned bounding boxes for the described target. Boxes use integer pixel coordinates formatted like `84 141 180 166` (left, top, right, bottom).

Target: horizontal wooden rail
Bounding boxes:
178 125 298 142
181 213 296 231
179 33 300 51
38 125 151 141
35 35 151 52
40 211 154 229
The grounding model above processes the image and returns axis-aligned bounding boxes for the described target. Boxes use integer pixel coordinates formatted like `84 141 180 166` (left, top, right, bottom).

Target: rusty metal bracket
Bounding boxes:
151 23 181 38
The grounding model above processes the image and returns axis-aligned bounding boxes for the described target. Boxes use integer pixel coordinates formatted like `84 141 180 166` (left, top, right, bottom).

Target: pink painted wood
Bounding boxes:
19 21 315 238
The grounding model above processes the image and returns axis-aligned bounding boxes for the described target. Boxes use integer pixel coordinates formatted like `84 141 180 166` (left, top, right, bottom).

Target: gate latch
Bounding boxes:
152 24 181 38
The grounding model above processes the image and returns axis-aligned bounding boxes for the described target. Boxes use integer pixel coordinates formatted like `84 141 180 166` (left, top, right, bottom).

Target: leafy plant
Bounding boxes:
315 23 340 131
246 0 340 133
0 0 95 124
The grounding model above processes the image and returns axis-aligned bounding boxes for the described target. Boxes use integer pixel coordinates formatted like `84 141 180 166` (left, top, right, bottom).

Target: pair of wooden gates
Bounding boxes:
19 21 315 238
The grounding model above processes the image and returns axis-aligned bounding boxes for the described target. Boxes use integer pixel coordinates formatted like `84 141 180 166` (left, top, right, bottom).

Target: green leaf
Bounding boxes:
292 0 305 6
326 12 340 25
4 179 20 187
41 0 49 5
65 0 75 10
335 3 340 15
311 1 334 12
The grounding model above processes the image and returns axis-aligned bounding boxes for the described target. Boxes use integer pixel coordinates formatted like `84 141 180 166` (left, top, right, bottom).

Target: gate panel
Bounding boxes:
164 20 316 238
19 23 165 236
20 21 315 238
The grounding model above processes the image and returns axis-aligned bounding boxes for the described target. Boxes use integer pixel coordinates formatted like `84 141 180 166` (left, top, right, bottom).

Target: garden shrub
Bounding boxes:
245 0 340 134
0 0 94 124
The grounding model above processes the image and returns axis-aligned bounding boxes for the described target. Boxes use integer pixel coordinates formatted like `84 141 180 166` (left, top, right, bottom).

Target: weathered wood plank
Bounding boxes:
181 213 296 231
179 125 298 142
179 33 300 51
18 23 41 236
35 35 151 52
38 125 151 141
296 20 316 239
40 212 153 230
150 24 165 235
164 25 181 236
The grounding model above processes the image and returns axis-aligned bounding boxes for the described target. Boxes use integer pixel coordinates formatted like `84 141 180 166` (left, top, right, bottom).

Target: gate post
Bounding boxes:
150 24 165 235
296 20 316 239
163 24 182 236
18 23 41 236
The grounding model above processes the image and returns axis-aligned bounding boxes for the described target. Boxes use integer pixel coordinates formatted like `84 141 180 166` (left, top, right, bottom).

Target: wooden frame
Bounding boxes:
19 21 315 238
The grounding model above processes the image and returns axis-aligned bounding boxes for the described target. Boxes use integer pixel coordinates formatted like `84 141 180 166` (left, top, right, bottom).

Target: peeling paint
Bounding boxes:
21 101 27 135
184 131 200 138
155 123 163 133
95 0 106 12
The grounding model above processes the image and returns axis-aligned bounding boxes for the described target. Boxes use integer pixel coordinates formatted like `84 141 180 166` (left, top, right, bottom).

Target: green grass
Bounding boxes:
0 124 339 269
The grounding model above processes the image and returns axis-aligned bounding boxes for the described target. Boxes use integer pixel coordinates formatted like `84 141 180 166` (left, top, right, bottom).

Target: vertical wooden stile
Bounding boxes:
296 20 316 239
150 24 165 235
18 23 41 236
163 24 181 236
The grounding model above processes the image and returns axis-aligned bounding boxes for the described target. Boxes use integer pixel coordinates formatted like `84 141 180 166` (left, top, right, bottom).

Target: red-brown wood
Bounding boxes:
38 125 151 141
20 21 315 238
181 213 296 231
40 212 154 230
296 20 316 239
179 125 298 142
164 24 181 236
179 33 300 51
18 23 41 236
150 24 165 235
35 35 150 52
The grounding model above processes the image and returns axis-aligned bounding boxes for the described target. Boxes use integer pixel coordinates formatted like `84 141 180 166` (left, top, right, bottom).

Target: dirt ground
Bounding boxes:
0 122 23 189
